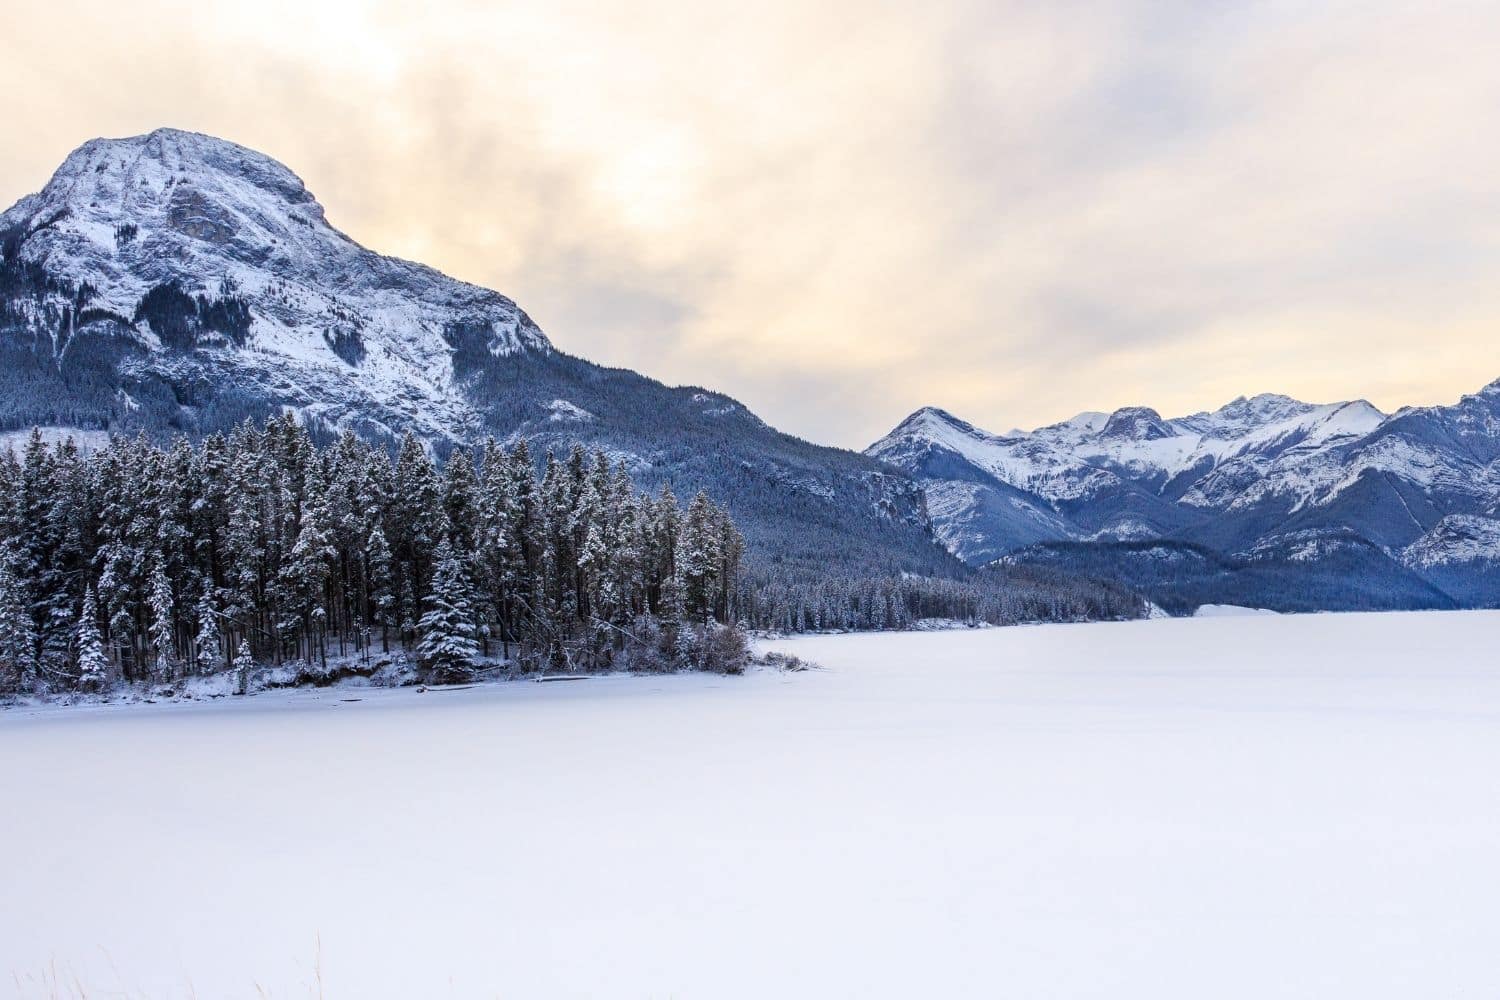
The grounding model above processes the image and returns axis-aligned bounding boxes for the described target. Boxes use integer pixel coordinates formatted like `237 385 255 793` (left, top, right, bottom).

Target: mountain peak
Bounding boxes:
878 406 962 444
907 404 962 424
16 128 331 261
1099 406 1171 441
1208 392 1312 424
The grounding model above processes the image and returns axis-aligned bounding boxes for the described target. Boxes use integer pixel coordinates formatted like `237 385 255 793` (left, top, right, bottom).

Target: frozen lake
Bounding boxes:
4 610 1499 998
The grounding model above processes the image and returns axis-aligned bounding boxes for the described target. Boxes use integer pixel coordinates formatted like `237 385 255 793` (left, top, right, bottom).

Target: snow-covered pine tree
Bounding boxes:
539 451 576 631
0 539 38 694
40 438 91 677
282 462 334 663
678 491 723 626
76 587 109 693
648 483 681 622
16 430 70 682
416 538 479 683
399 576 418 648
475 438 514 656
96 541 132 674
392 431 443 626
442 447 481 557
505 440 546 662
573 456 608 634
322 431 367 655
365 523 395 653
147 560 176 682
196 594 223 675
604 462 643 625
221 443 266 659
712 500 745 623
232 637 254 696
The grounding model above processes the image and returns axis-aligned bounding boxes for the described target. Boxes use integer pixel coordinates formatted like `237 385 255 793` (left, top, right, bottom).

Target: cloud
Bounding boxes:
3 0 1499 447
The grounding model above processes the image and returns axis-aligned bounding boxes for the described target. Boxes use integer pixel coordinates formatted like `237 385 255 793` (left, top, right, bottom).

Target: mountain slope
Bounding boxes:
0 128 951 580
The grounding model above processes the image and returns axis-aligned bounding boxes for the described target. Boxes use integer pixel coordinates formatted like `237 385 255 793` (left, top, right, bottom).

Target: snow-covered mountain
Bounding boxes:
0 129 552 440
869 385 1500 607
0 128 947 580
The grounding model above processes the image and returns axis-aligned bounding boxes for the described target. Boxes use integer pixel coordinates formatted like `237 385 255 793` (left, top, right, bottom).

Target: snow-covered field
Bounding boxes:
4 611 1499 998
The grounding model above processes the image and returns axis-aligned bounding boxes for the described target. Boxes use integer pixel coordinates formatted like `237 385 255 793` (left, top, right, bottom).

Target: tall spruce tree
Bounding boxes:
147 560 176 682
196 594 223 675
0 539 38 694
233 637 254 696
416 538 479 683
76 587 109 693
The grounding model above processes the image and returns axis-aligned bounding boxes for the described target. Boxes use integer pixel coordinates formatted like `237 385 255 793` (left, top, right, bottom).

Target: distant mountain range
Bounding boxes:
869 384 1500 611
0 128 950 583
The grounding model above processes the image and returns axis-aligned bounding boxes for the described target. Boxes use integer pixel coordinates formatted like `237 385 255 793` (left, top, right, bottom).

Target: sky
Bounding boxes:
4 0 1499 448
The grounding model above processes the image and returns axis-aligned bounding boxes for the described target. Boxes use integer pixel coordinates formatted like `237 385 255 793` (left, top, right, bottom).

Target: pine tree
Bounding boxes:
442 447 481 556
712 501 745 622
649 484 681 621
96 540 132 673
392 431 444 612
416 538 479 683
282 464 333 662
476 438 516 656
148 560 176 682
0 540 38 694
365 524 395 652
232 637 254 696
678 491 723 625
196 594 223 675
506 440 545 660
76 587 109 693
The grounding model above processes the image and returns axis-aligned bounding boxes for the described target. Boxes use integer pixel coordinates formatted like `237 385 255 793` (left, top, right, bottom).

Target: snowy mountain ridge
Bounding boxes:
869 382 1500 605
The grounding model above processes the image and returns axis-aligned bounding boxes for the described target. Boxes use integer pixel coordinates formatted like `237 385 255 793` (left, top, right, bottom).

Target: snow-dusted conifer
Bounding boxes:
443 447 481 557
0 540 38 693
232 638 254 696
148 560 176 681
196 595 223 675
366 524 395 651
416 538 479 683
76 587 109 692
678 491 723 625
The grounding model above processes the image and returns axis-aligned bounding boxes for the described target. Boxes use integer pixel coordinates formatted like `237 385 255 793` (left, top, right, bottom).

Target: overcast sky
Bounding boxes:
5 0 1499 447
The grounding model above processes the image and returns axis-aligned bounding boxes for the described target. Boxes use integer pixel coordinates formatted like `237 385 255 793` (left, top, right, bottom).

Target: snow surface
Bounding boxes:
1193 602 1279 616
0 426 112 455
5 611 1500 998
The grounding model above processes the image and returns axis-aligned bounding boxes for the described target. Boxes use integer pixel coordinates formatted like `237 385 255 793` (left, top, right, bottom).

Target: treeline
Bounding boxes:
0 416 747 697
1002 538 1456 615
742 564 1147 633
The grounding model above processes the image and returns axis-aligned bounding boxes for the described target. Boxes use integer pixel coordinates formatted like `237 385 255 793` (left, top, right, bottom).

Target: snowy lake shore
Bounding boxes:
3 609 1499 998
